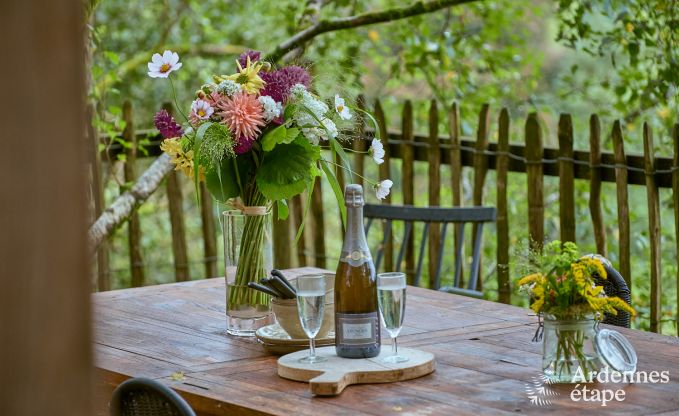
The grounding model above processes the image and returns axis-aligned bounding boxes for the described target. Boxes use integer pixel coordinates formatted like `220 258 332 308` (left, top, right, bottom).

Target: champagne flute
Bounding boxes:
295 274 327 363
377 272 408 363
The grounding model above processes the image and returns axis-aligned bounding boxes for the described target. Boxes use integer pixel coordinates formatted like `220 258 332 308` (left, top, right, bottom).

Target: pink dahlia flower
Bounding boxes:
217 92 265 142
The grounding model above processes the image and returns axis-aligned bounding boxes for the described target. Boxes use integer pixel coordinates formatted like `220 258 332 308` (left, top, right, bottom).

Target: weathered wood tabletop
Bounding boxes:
94 267 679 415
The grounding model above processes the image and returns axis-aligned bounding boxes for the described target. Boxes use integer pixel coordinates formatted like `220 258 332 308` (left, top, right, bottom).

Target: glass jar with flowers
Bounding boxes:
517 241 635 383
148 50 393 336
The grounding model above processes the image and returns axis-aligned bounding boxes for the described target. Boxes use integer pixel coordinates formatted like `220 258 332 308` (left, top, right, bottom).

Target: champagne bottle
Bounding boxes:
334 184 381 358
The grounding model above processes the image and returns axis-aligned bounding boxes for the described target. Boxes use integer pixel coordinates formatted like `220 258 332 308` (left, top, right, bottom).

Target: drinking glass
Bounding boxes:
295 274 327 363
377 272 408 363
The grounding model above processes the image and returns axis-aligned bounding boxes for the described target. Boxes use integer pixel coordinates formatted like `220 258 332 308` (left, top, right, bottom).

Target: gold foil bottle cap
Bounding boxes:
344 184 364 207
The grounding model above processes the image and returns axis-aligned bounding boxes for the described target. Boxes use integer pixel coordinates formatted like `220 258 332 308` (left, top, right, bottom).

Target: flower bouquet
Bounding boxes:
148 49 391 335
517 241 635 382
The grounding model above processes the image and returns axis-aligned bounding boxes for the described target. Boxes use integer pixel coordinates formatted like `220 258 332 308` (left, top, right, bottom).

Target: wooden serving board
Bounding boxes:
277 346 435 396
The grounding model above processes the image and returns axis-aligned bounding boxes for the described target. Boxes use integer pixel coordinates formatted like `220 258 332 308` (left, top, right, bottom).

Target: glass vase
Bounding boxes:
223 209 274 336
542 315 601 383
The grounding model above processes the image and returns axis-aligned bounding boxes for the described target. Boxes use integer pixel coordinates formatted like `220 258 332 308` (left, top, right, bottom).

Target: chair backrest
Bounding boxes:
586 254 632 328
363 204 496 297
110 377 196 416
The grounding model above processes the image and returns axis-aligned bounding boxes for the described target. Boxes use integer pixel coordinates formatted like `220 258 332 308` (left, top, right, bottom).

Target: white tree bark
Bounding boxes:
88 153 173 252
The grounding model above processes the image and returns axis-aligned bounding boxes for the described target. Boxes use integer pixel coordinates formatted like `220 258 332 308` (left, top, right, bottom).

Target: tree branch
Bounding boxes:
265 0 480 63
88 153 173 252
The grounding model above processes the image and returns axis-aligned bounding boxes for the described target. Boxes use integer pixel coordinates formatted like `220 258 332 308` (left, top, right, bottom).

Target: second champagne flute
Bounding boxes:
295 274 327 363
377 272 408 363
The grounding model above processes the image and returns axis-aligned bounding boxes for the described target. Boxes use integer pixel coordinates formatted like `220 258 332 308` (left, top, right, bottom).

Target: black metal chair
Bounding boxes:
586 254 632 328
363 204 496 298
110 377 196 416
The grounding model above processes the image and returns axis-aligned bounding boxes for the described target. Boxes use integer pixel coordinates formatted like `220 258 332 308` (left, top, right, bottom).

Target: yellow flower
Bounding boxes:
368 30 379 42
160 139 204 180
224 56 266 94
625 22 634 32
518 273 542 286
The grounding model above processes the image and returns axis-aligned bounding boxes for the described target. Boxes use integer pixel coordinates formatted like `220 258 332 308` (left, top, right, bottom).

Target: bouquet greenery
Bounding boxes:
148 49 391 309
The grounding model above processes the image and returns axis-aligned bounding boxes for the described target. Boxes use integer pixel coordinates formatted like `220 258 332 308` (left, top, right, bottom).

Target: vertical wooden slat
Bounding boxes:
472 104 490 290
1 1 92 413
402 100 415 285
375 99 393 271
273 204 292 269
199 182 217 278
88 103 110 291
123 101 145 287
448 102 464 286
292 193 307 267
525 113 544 251
496 108 511 304
428 99 441 289
643 123 661 333
672 122 679 335
588 114 607 257
558 113 576 243
310 178 326 268
352 94 366 188
612 121 631 288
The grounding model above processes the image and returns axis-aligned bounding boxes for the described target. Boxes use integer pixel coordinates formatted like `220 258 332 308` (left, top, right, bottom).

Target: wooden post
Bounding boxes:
525 113 544 251
588 115 607 257
292 193 307 267
558 114 576 244
375 99 393 271
122 101 145 287
496 108 511 304
428 99 441 289
448 102 464 286
643 123 661 333
612 121 631 288
0 1 92 413
310 179 326 269
672 122 679 335
402 100 415 285
199 182 218 278
352 95 366 188
87 103 110 291
472 104 490 290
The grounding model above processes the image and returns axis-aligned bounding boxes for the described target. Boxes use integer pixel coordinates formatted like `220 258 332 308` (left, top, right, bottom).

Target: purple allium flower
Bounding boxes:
234 136 255 155
154 109 184 139
237 50 262 68
260 65 311 104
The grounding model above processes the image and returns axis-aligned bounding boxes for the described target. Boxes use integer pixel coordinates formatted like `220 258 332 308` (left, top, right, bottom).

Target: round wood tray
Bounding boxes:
255 323 335 355
277 346 435 396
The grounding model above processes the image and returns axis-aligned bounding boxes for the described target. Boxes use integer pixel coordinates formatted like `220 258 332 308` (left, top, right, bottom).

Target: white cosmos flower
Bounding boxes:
191 99 214 120
370 138 385 164
334 95 352 120
148 50 182 78
375 179 393 200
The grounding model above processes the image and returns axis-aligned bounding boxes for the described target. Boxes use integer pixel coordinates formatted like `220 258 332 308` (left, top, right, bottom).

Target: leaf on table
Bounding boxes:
170 371 185 381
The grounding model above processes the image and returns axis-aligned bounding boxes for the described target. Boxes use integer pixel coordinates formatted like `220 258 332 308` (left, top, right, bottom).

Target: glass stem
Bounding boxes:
393 336 398 356
309 337 316 360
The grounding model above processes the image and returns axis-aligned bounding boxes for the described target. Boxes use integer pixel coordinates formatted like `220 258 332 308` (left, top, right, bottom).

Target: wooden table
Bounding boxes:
94 267 679 415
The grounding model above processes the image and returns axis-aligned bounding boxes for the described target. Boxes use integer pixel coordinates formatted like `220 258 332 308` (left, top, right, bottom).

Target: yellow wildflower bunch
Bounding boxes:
517 241 635 320
160 139 205 180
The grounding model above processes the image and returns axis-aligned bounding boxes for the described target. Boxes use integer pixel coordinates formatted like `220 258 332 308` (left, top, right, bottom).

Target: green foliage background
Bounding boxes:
91 0 678 333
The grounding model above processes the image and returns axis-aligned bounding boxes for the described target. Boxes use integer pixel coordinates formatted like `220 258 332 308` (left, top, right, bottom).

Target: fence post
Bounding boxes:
588 115 607 257
402 100 415 285
123 101 145 287
428 99 441 289
375 99 393 271
496 108 510 304
273 204 292 270
449 102 464 286
672 122 679 336
310 178 326 269
612 121 631 289
473 104 490 290
199 182 217 278
525 113 544 251
643 123 661 333
558 114 575 244
88 104 110 291
292 193 307 267
163 103 190 282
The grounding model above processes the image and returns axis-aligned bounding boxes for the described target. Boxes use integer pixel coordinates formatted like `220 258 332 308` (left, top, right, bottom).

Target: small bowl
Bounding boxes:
271 273 335 339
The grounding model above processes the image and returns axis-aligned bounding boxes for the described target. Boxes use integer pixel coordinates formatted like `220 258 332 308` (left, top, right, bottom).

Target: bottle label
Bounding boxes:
336 312 378 345
339 250 372 267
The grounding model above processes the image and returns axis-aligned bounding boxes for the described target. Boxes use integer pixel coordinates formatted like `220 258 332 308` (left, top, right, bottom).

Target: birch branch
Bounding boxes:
265 0 479 62
88 153 173 252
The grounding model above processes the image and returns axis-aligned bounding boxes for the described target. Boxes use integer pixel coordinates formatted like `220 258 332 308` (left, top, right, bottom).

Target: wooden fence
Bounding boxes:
93 99 679 334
